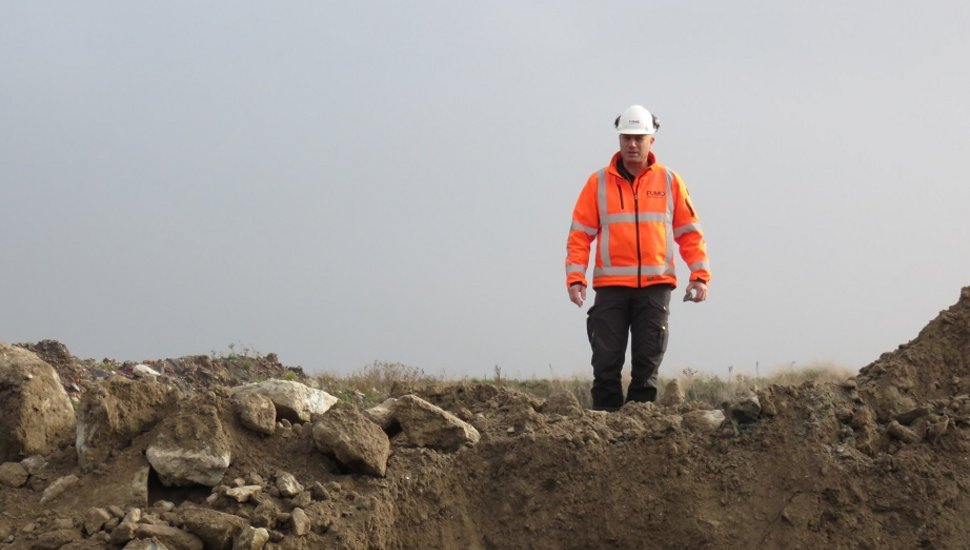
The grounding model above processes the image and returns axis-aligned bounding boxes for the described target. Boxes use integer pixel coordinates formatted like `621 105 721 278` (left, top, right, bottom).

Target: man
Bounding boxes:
565 104 710 410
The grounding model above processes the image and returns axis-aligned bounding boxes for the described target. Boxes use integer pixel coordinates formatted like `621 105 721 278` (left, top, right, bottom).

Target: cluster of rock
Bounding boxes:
0 476 317 548
0 340 485 548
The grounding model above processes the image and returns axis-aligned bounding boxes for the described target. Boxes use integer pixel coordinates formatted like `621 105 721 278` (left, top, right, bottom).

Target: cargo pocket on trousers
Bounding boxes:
648 290 670 354
658 322 669 354
586 306 597 348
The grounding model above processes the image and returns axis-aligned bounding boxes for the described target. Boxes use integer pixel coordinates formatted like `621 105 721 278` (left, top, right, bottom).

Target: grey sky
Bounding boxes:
2 1 968 380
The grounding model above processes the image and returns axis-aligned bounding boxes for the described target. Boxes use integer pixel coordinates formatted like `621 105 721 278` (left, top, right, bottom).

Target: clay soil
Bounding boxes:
3 287 970 549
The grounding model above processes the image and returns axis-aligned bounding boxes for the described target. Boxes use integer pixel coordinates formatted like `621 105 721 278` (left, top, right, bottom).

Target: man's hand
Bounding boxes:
683 281 709 303
568 284 587 307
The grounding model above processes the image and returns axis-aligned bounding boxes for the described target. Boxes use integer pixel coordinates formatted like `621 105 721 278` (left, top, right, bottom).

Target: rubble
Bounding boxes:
1 286 969 548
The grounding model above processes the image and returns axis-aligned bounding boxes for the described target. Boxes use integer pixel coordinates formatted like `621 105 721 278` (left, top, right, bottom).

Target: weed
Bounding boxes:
212 342 263 363
100 360 120 372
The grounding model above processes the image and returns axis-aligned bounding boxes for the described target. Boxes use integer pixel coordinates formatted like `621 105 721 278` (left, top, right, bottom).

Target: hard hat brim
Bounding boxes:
618 128 656 135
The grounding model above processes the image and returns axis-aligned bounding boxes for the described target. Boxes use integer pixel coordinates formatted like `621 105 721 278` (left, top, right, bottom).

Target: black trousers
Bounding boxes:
586 285 671 410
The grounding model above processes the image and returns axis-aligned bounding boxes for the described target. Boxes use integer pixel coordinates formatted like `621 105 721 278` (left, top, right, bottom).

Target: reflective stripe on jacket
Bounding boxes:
565 152 710 289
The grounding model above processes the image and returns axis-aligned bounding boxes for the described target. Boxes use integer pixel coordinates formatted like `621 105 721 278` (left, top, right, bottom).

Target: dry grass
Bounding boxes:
676 361 855 408
311 360 856 409
314 360 436 404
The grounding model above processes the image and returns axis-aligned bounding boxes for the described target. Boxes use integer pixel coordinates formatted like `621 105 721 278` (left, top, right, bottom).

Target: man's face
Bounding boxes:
619 134 654 166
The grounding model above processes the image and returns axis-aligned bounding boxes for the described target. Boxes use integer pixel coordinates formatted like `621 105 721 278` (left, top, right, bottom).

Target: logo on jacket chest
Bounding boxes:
642 190 666 198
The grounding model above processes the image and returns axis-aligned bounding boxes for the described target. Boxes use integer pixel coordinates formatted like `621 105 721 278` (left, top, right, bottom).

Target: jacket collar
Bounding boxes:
608 151 658 180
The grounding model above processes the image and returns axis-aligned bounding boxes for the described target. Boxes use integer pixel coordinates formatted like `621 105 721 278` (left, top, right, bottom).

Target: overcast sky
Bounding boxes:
2 1 968 380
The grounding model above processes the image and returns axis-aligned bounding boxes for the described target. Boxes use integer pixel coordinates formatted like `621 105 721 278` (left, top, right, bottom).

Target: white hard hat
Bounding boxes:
615 105 657 135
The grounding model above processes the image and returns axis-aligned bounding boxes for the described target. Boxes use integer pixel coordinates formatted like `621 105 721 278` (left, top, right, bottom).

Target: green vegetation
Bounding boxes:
212 342 263 371
99 359 120 372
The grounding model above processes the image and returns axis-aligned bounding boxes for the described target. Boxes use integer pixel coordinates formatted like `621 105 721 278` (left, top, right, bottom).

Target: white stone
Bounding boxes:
40 474 79 504
682 409 726 434
132 364 161 378
231 379 338 423
226 485 263 503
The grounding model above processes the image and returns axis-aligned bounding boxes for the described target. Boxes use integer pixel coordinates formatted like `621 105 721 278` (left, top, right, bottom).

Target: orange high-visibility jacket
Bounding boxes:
565 152 711 289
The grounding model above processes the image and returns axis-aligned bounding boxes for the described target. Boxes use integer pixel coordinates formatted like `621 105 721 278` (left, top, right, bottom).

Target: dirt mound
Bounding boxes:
1 287 970 549
12 340 310 396
856 286 970 419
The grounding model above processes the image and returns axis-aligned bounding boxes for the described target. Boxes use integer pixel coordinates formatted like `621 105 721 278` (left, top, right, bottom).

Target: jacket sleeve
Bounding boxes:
670 171 711 284
565 173 600 288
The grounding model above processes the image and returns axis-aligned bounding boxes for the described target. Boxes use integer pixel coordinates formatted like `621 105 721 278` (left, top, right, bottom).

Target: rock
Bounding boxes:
117 524 204 550
155 501 176 513
541 391 585 416
275 472 304 498
129 466 151 508
40 474 79 504
312 404 390 477
76 376 178 470
226 485 263 503
230 379 338 423
290 490 312 508
925 414 950 444
363 398 399 430
682 410 726 434
133 364 161 378
0 461 29 488
729 393 762 423
756 390 778 417
290 507 311 536
393 394 481 452
51 517 74 530
310 481 331 501
84 507 113 535
32 528 81 549
0 342 77 461
146 401 231 487
19 455 47 475
659 379 685 407
233 526 270 550
888 420 921 444
110 521 139 544
124 508 143 524
251 501 280 530
124 539 172 550
233 392 276 435
895 407 929 425
180 507 249 550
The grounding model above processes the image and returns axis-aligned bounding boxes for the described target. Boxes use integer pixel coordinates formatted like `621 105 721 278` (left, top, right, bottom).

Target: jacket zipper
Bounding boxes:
631 181 642 288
